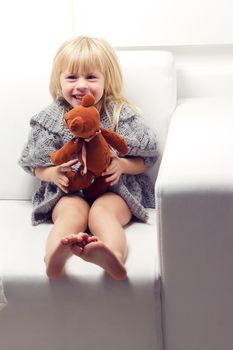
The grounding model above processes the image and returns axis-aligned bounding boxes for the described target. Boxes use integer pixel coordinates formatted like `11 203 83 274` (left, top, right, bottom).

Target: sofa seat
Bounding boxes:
0 200 162 350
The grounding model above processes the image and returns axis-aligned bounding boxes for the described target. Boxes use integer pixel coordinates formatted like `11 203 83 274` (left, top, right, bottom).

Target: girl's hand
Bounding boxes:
51 159 79 193
102 157 125 186
35 159 79 193
101 156 147 186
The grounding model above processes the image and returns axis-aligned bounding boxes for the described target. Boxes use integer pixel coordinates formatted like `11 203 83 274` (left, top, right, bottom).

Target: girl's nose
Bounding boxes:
75 78 89 91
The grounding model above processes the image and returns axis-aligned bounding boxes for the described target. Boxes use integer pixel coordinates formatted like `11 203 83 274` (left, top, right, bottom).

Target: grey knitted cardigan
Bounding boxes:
19 100 157 225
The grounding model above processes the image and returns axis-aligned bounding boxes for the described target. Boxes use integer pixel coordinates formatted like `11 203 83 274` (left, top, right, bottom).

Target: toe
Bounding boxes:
71 244 84 256
87 236 98 243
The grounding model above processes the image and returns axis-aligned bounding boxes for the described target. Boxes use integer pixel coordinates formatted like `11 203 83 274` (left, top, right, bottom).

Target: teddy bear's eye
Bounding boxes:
64 118 69 123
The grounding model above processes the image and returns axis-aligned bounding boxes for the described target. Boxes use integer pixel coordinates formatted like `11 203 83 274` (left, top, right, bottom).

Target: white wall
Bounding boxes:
1 0 232 195
72 0 233 98
1 0 233 102
73 0 233 46
0 0 74 111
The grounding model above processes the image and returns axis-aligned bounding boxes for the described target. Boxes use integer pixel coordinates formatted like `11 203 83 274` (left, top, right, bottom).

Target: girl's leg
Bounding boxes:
75 192 132 280
45 195 90 278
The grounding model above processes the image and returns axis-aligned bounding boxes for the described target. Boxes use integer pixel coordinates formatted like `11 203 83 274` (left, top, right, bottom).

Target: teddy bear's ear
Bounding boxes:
81 94 95 107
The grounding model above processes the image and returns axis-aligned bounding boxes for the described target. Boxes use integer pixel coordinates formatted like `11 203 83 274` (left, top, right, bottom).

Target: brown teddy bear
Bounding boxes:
51 94 128 199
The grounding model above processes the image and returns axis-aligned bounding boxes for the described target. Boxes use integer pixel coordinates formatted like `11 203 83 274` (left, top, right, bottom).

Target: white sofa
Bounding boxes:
0 50 176 350
157 97 233 350
1 49 233 350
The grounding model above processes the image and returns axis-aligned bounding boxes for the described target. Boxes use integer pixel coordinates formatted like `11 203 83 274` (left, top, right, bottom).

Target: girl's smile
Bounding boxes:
60 70 105 108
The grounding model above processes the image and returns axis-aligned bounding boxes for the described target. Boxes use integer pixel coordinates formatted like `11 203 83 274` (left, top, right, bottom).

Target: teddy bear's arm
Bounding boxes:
100 128 128 155
51 139 81 165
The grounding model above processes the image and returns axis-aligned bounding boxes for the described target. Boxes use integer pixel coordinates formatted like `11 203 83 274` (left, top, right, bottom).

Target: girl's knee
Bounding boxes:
88 203 107 224
53 195 90 223
88 194 132 228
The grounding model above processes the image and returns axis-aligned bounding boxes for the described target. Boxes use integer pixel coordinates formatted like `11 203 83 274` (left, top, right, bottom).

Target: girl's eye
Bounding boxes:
87 74 96 80
66 75 76 80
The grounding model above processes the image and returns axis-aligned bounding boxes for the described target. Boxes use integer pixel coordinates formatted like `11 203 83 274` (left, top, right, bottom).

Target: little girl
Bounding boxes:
19 36 157 280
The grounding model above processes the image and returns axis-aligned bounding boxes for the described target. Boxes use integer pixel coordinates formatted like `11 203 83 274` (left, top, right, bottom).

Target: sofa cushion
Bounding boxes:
0 201 162 350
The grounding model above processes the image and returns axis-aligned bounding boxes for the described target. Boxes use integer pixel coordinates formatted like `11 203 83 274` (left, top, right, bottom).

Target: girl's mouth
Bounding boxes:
72 95 84 104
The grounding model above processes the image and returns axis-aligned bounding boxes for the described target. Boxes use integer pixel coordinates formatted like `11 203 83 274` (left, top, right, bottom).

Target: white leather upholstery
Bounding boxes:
156 97 233 350
2 44 233 350
0 203 161 350
0 50 176 350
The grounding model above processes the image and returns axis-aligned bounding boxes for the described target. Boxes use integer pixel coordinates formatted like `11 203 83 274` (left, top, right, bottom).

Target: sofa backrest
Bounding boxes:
0 50 176 200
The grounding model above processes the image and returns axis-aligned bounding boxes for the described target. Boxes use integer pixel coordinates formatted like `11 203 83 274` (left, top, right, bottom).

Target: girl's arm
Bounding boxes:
19 121 79 192
35 159 79 193
118 156 147 175
116 105 158 168
101 104 157 186
19 125 59 176
102 156 147 186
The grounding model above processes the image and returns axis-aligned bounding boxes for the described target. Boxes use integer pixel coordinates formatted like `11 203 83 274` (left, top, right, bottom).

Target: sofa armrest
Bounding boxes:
155 98 233 350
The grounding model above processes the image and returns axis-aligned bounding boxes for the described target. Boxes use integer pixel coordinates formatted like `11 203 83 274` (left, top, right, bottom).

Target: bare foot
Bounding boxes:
45 232 89 279
72 236 127 281
61 232 90 250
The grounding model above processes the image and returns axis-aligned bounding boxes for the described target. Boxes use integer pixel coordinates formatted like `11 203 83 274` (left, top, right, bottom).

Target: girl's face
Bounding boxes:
60 69 105 108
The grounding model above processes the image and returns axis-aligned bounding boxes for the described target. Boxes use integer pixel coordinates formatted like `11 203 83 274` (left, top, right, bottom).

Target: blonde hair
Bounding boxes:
49 36 128 130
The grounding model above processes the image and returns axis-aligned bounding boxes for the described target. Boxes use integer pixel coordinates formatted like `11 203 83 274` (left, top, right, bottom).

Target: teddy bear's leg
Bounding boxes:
67 169 93 192
83 176 110 199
